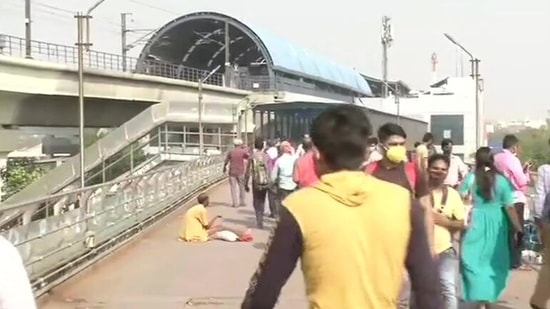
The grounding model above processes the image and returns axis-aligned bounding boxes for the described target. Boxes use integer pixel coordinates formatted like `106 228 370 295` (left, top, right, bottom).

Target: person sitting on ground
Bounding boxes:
179 193 252 242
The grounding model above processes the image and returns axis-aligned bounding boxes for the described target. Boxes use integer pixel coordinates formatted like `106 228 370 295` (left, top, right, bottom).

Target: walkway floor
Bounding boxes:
38 181 540 309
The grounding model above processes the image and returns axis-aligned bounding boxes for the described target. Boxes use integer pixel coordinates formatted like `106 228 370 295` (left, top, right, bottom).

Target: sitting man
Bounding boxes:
179 193 251 242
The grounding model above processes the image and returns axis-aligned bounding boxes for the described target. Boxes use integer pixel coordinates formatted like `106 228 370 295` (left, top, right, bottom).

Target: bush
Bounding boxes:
0 158 46 201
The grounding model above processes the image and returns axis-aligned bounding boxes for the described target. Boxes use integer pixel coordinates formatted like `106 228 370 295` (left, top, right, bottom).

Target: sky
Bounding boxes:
1 0 549 121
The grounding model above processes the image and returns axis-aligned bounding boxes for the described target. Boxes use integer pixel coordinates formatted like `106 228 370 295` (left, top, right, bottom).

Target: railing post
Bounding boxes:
130 143 134 172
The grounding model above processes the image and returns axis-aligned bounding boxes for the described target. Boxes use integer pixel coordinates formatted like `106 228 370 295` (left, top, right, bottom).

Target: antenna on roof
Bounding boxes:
381 16 393 98
431 52 438 83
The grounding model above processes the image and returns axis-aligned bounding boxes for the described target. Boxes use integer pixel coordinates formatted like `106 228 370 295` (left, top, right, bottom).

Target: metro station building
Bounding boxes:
136 11 427 144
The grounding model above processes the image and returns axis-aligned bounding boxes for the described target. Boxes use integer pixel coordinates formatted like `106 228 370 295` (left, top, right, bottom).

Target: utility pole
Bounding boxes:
75 13 93 188
121 13 130 72
443 33 483 148
198 65 222 155
120 13 154 72
198 78 204 155
74 0 107 188
472 58 482 148
24 0 32 58
395 87 401 125
381 16 393 98
223 21 231 87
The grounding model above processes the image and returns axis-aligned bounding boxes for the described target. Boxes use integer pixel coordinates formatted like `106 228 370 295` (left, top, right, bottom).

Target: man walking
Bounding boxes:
441 138 468 189
223 138 249 208
494 134 530 270
245 138 271 229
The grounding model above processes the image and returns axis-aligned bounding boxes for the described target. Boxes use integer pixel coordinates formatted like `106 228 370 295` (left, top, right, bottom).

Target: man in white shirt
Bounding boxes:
265 140 278 160
295 134 310 157
441 139 468 188
0 236 37 309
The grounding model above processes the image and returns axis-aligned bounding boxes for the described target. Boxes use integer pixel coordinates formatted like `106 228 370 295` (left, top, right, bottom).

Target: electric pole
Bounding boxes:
381 16 393 98
120 13 155 72
75 13 93 188
224 21 231 86
121 13 130 72
472 58 482 147
25 0 32 58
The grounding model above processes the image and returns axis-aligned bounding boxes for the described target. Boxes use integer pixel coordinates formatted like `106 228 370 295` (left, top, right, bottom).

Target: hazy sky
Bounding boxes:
1 0 549 120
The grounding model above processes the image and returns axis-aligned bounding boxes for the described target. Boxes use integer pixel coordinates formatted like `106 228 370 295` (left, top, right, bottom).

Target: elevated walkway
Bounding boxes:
0 55 248 127
37 181 538 309
38 181 307 309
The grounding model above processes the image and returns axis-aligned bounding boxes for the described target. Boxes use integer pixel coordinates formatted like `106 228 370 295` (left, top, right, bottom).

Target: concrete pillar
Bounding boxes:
259 110 264 139
273 112 278 139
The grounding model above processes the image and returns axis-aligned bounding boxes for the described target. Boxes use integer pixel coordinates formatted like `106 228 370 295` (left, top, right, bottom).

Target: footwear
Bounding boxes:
239 229 253 242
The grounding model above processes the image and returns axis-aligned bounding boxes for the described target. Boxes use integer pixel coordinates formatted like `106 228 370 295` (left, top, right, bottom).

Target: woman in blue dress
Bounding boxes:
459 147 523 309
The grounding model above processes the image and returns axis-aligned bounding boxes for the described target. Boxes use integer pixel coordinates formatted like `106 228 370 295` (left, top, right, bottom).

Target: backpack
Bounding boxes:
365 161 418 195
252 156 270 189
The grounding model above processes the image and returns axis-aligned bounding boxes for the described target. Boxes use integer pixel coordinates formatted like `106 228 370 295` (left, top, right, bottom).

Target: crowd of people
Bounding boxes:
216 104 550 309
2 103 550 308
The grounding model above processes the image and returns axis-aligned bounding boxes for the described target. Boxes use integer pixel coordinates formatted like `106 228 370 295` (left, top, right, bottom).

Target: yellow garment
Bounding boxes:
283 171 413 309
415 144 429 159
432 187 465 254
179 204 208 242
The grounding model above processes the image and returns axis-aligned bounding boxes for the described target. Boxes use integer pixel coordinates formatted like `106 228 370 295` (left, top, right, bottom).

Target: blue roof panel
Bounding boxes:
249 26 372 96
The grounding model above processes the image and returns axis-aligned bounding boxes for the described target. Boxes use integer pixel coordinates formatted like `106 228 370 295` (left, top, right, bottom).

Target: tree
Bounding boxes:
489 127 550 168
0 158 46 201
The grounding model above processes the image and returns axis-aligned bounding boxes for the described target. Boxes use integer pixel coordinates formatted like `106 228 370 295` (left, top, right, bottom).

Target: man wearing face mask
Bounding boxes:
427 154 466 309
365 123 433 242
365 123 435 308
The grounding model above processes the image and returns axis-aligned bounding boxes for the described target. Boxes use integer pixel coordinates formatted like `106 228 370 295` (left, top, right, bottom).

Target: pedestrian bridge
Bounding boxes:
0 55 249 127
0 156 539 308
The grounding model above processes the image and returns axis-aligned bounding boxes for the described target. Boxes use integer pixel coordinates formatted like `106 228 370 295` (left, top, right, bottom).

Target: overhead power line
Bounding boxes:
127 0 177 16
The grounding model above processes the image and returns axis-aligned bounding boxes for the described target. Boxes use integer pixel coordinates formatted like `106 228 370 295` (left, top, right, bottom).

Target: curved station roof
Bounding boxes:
137 11 372 96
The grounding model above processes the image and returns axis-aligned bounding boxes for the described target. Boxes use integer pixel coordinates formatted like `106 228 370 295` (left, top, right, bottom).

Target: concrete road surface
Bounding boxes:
38 181 541 309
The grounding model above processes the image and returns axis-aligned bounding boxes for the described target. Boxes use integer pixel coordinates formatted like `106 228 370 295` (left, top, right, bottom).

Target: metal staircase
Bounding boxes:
0 101 237 226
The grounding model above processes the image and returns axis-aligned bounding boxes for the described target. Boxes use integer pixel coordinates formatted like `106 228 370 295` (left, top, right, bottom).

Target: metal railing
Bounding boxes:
0 155 225 296
0 34 225 86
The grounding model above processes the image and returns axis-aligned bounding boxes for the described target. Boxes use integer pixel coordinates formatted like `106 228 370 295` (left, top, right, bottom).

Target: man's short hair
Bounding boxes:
422 132 434 143
310 105 372 171
254 137 264 150
197 193 209 205
377 123 406 143
441 138 453 148
502 134 519 150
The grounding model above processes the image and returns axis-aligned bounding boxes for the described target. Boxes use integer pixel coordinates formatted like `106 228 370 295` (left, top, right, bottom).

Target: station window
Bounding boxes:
430 114 465 145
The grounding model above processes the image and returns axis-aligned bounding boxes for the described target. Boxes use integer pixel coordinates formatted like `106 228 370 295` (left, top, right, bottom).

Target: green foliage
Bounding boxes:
489 127 550 168
0 158 46 201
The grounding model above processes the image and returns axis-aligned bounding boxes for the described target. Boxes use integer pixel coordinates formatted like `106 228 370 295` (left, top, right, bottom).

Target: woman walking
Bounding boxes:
459 147 523 309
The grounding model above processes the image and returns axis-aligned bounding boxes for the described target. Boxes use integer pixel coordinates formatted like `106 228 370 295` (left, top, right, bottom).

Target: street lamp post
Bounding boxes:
75 0 108 188
198 65 222 155
443 33 482 149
